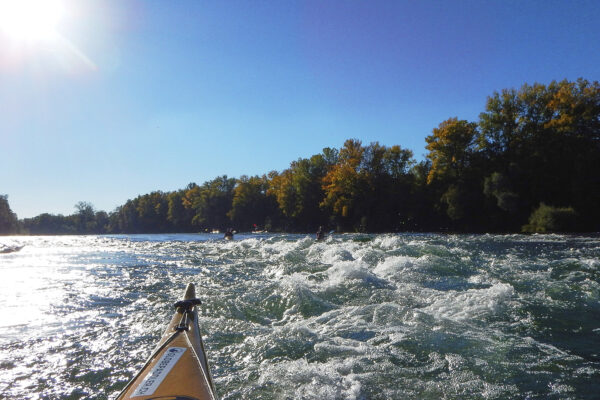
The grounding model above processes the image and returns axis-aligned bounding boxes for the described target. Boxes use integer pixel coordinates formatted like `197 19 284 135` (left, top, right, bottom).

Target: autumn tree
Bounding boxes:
426 118 479 184
320 140 417 231
424 118 483 228
321 139 366 230
479 79 600 230
268 169 296 221
268 152 332 231
11 78 599 234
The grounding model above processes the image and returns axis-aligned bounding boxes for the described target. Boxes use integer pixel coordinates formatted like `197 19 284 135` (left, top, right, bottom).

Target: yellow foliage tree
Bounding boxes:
321 139 365 217
425 118 478 184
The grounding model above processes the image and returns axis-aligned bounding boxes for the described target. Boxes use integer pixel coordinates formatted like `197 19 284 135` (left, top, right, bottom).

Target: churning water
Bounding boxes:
0 233 599 399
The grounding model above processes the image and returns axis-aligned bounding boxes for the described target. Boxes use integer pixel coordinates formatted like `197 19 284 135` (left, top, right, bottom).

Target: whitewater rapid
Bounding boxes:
0 233 598 399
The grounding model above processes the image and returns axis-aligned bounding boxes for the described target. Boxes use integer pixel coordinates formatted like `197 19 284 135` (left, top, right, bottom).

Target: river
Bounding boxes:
0 233 599 399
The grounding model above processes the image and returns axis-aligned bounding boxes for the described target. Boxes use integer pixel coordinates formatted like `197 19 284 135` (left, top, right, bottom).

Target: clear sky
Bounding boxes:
1 0 599 218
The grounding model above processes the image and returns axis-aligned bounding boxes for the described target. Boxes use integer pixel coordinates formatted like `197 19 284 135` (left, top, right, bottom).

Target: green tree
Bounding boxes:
183 176 236 230
228 175 278 230
320 140 417 231
95 210 110 233
167 189 195 232
479 79 600 231
11 78 600 235
109 192 170 233
424 118 482 228
359 143 415 231
22 213 75 234
0 195 19 234
522 203 578 233
268 152 332 231
409 160 442 230
74 201 96 233
483 172 519 214
110 201 139 233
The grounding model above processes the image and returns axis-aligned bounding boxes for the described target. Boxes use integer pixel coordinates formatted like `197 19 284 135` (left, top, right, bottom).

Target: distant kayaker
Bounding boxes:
316 226 325 241
224 228 234 240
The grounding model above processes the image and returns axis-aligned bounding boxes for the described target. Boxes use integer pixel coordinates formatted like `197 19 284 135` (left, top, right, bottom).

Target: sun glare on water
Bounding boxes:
0 0 65 43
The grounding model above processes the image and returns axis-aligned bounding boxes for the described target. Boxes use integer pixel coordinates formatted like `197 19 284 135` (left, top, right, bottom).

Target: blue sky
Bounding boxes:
1 0 599 218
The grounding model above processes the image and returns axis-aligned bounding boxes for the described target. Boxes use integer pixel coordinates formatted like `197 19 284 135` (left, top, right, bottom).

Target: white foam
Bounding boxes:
256 357 363 399
321 247 355 264
422 283 515 321
373 234 405 250
256 236 312 261
372 255 418 279
325 260 388 288
581 258 600 270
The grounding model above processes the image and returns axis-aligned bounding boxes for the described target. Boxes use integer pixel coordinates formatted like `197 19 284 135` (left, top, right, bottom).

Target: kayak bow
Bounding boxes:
116 283 217 400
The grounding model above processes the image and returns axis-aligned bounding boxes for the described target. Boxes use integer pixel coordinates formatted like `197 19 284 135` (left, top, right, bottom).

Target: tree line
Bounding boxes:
2 78 599 235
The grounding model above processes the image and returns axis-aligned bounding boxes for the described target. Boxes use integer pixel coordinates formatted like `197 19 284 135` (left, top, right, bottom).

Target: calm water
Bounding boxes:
0 233 599 399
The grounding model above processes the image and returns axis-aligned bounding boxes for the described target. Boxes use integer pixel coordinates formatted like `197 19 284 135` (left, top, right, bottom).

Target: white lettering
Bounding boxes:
131 347 186 397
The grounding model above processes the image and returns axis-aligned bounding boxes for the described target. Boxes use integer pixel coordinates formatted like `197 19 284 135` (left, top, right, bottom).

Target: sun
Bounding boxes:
0 0 65 43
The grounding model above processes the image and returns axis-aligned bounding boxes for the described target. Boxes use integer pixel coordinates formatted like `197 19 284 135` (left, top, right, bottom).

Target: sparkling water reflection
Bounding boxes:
0 233 599 399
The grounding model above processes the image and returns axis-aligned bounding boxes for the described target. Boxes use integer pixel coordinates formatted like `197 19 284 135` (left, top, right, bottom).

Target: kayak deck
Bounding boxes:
116 283 217 400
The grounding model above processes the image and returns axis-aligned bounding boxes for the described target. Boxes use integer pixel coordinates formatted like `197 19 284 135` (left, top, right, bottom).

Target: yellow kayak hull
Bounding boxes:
116 283 217 400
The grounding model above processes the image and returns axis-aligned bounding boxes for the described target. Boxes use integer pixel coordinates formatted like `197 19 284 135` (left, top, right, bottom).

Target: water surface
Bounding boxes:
0 233 599 399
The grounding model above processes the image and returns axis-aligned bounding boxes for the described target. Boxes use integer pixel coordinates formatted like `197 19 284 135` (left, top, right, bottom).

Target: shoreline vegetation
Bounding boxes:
2 78 599 235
